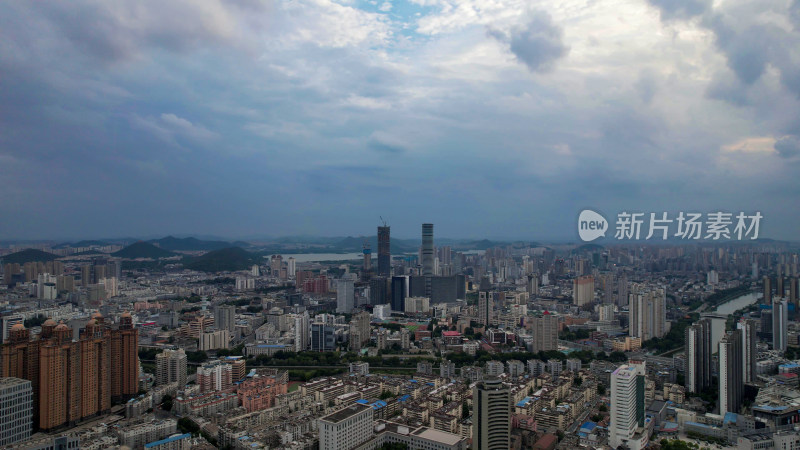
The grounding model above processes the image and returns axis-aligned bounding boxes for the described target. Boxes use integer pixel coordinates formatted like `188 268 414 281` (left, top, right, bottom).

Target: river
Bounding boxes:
705 291 762 351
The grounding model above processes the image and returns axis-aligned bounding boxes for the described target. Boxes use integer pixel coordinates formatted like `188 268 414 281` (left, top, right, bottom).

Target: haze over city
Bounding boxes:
2 0 799 240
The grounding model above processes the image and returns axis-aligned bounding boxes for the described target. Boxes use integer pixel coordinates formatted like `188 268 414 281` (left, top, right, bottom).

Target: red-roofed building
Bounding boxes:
442 331 462 345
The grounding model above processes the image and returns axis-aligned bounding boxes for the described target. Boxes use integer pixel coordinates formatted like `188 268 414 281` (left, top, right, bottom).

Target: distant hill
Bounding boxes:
573 243 604 253
1 249 59 264
112 242 177 259
184 247 258 272
149 236 233 252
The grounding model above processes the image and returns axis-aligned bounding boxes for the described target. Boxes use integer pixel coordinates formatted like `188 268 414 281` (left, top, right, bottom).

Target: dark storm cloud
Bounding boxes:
487 11 569 73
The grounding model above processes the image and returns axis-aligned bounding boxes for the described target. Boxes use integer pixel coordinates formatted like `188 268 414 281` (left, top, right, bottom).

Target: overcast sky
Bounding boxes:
1 0 799 241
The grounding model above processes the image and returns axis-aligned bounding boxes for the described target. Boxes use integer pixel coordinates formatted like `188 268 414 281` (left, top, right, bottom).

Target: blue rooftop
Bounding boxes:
145 433 191 448
581 421 597 432
516 396 532 407
724 412 737 425
398 395 410 402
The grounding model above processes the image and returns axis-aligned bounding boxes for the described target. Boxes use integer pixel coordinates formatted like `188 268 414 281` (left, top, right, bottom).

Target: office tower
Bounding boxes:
472 378 510 450
573 275 594 306
391 276 407 313
336 278 355 313
778 277 786 299
628 285 666 340
478 291 492 327
0 377 32 446
685 319 712 393
294 311 310 352
93 264 106 284
609 362 647 450
791 278 798 304
311 323 335 352
773 298 789 352
369 277 389 306
738 319 757 383
377 225 391 277
529 313 558 352
599 304 615 322
214 305 236 333
156 349 188 388
719 330 743 415
318 403 374 450
764 276 772 304
421 223 434 297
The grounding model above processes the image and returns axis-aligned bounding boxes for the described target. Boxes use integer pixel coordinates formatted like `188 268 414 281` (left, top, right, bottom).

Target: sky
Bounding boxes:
1 0 799 241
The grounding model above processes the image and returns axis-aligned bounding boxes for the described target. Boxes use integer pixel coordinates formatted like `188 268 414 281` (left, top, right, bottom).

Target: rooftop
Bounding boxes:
320 403 371 424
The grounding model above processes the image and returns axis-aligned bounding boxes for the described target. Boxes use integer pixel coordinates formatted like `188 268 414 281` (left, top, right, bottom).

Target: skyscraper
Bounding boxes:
156 348 188 388
573 275 594 306
609 361 648 450
391 276 407 313
336 277 355 313
377 225 391 277
685 318 712 393
0 377 32 446
738 318 757 383
421 223 434 297
472 378 510 450
478 291 492 327
529 313 558 353
719 330 743 415
214 305 236 333
764 276 772 304
628 285 666 341
293 311 310 352
773 298 788 352
1 314 139 430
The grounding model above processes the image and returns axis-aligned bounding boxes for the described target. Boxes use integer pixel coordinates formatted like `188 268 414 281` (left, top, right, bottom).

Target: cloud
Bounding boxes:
646 0 711 20
775 135 800 158
487 11 569 73
131 113 218 145
379 2 392 12
721 137 777 154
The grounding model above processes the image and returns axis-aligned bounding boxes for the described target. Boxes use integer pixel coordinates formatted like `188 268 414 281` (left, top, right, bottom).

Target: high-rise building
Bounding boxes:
156 349 188 388
573 275 594 306
764 276 772 304
0 377 32 446
421 223 434 297
362 244 372 279
628 285 666 341
685 318 712 393
719 330 743 415
377 225 391 277
609 362 648 450
738 319 757 383
286 258 296 277
311 323 335 352
478 291 492 327
318 403 374 450
1 315 23 343
196 360 233 393
214 305 236 333
294 311 310 352
529 313 558 353
390 276 407 313
472 378 510 450
336 278 355 313
349 311 371 351
773 298 788 352
1 313 138 431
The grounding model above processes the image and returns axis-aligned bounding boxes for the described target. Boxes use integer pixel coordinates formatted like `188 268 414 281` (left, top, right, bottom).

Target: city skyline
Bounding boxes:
1 1 800 241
